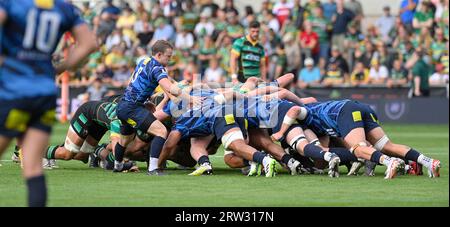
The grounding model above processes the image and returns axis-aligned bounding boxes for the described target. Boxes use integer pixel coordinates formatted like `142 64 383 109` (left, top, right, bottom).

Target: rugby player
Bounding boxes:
302 99 441 179
115 40 202 174
0 0 96 206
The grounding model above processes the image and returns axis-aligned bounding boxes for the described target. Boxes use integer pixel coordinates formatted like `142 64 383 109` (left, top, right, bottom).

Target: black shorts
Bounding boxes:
337 101 381 138
213 114 248 140
70 105 107 141
0 96 56 137
116 100 157 135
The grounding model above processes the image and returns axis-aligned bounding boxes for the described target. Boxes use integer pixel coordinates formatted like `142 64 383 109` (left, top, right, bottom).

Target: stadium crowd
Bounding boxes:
58 0 449 99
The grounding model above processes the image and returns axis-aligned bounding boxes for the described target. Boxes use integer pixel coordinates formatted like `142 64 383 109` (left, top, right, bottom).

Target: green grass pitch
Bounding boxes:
0 123 448 207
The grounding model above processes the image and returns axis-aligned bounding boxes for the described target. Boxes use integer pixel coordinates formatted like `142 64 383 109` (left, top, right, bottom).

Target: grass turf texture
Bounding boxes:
0 123 448 207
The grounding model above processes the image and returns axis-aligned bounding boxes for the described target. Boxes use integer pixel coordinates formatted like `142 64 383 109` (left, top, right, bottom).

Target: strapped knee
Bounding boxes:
298 107 308 120
221 130 244 149
81 142 96 154
288 135 307 150
283 115 297 125
309 138 321 146
349 141 368 154
374 135 389 151
64 138 81 153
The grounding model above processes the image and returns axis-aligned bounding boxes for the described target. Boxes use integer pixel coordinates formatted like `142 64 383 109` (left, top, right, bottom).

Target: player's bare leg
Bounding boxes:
367 127 440 177
22 128 50 207
344 128 401 179
249 128 302 175
224 128 277 177
188 136 214 176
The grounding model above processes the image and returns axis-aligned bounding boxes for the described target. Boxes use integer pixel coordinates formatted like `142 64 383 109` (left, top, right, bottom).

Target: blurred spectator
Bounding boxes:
105 29 131 52
441 43 449 75
101 0 121 21
264 10 280 33
429 64 449 85
95 64 114 84
283 33 302 76
216 35 233 78
298 58 321 88
309 6 332 69
198 35 217 76
413 27 433 50
376 6 396 44
350 61 369 86
388 16 405 45
354 40 375 68
257 0 272 22
411 49 431 97
201 0 220 18
345 0 364 29
344 21 364 68
135 1 147 18
368 58 389 85
175 27 195 49
280 16 299 38
331 0 355 53
112 63 131 88
82 2 96 27
399 0 419 32
134 12 154 46
413 1 434 33
195 10 215 38
223 0 239 16
181 0 199 34
431 28 448 62
151 18 175 45
204 57 225 83
105 45 128 71
86 78 108 101
226 11 245 40
214 9 228 37
241 6 256 28
329 46 350 80
291 0 306 29
387 59 408 88
374 42 394 70
116 7 137 42
299 21 319 64
272 0 294 27
274 43 288 78
304 0 322 17
323 57 345 86
322 0 337 21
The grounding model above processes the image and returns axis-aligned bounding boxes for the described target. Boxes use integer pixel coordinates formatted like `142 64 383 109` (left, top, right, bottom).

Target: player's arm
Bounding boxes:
0 5 7 25
159 77 203 107
153 95 171 121
230 39 242 82
54 24 97 74
157 130 182 169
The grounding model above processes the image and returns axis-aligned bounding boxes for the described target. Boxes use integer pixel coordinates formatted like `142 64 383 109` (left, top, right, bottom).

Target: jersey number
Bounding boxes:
23 9 61 53
130 67 144 83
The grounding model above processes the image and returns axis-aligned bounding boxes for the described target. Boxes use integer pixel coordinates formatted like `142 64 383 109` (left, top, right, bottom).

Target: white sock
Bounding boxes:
417 154 432 169
148 157 159 171
381 155 392 166
323 151 333 162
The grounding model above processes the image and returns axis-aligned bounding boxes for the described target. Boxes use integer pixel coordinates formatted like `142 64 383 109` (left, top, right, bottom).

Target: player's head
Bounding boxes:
248 21 260 42
151 40 174 66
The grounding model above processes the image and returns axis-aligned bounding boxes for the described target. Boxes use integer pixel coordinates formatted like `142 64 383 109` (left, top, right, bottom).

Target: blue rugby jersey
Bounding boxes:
123 57 168 103
304 99 350 137
0 0 85 99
